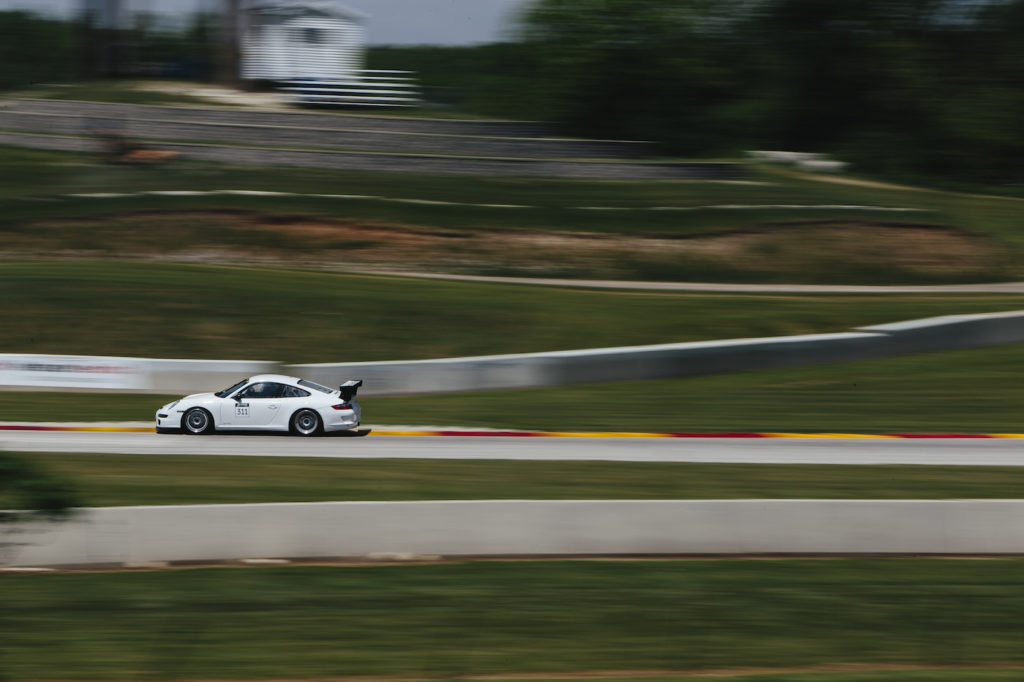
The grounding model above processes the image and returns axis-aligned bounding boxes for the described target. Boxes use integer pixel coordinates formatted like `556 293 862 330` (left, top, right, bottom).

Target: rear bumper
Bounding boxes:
323 416 360 432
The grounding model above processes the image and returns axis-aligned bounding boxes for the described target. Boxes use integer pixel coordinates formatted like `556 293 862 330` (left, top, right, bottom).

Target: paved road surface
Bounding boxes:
6 430 1024 466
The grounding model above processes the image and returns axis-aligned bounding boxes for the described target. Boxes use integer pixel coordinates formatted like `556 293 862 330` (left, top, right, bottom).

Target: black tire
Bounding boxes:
182 407 214 435
291 409 323 436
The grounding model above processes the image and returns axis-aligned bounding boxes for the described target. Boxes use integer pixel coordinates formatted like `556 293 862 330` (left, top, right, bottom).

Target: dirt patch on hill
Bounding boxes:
13 211 1007 283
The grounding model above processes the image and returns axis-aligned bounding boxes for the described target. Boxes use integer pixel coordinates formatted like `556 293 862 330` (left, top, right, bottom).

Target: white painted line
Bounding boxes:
215 190 294 196
145 190 209 196
391 198 458 205
55 191 931 214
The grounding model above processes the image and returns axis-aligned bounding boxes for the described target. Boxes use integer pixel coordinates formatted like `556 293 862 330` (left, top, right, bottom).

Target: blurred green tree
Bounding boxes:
0 11 77 89
516 0 1024 182
518 0 764 153
0 451 81 526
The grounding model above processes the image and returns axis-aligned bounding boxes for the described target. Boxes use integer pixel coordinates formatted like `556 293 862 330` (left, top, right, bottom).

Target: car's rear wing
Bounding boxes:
339 379 363 402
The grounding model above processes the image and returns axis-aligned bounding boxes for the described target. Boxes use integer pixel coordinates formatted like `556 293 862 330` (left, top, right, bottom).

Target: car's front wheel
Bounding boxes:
291 409 323 436
182 407 214 435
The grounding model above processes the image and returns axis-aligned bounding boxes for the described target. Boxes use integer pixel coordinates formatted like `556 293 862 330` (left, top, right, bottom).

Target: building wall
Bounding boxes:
242 11 365 80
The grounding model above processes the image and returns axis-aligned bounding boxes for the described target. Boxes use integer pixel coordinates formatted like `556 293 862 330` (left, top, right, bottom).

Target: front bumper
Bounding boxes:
155 402 183 430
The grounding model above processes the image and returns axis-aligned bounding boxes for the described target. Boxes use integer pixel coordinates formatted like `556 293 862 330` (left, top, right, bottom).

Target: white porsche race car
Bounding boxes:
156 374 362 436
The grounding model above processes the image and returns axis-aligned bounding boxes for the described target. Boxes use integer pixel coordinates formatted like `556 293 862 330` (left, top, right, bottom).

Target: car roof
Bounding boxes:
247 373 306 385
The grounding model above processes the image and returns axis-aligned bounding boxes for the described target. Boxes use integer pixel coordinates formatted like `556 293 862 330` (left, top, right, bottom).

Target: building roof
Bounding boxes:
245 1 369 22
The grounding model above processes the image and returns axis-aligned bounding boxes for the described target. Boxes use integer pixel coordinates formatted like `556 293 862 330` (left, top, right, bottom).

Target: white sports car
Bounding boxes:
155 374 362 436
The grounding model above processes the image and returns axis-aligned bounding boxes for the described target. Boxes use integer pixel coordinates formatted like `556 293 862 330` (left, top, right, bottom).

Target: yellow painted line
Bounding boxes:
988 434 1024 439
761 433 898 439
544 431 672 438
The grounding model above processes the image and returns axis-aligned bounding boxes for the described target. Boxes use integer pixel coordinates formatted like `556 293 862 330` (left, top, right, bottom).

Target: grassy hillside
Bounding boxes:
1 261 1023 362
1 147 1021 283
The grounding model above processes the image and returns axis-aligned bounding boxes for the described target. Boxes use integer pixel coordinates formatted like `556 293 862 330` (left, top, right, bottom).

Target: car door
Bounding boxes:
222 382 284 429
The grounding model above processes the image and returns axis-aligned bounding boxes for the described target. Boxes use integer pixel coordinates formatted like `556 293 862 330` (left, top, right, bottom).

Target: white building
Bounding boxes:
240 0 367 81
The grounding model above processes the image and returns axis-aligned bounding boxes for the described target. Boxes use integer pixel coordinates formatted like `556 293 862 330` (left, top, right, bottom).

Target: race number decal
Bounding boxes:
235 403 250 417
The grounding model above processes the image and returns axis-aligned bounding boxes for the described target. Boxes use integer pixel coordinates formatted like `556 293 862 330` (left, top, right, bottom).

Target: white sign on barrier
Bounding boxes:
0 354 146 390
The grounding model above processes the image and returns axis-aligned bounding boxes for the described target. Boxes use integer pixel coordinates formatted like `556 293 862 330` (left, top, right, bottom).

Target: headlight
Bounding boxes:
164 400 180 409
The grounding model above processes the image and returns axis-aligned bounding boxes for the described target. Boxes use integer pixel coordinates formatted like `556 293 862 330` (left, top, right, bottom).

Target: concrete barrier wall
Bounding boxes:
0 111 655 159
0 131 733 180
7 98 557 137
293 311 1024 396
8 499 1024 567
0 354 276 394
5 311 1024 395
143 359 279 395
289 332 888 396
858 310 1024 353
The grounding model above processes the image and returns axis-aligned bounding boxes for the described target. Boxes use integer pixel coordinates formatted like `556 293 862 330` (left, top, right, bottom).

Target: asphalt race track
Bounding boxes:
5 430 1024 466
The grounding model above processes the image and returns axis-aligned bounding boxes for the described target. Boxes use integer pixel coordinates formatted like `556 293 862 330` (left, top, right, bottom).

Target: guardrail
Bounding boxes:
8 499 1024 567
3 310 1024 395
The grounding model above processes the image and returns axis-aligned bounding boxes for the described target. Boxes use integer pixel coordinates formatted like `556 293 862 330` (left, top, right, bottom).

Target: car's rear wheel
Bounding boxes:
291 409 322 436
182 407 214 435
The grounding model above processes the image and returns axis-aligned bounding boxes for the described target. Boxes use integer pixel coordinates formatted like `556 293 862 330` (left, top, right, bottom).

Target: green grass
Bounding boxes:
0 146 1008 232
3 261 1024 362
2 560 1024 679
15 453 1024 507
588 672 1024 681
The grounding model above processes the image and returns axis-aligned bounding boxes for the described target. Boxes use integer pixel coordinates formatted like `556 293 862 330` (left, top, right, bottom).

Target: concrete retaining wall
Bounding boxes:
0 131 734 180
0 353 275 394
288 310 1024 395
0 98 740 179
858 310 1024 353
289 332 888 396
0 110 655 159
5 311 1024 395
8 499 1024 567
7 98 557 137
143 359 279 395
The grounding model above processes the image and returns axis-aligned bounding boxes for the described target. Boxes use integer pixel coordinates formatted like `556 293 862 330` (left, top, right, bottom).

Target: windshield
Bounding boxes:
298 379 333 394
215 379 248 398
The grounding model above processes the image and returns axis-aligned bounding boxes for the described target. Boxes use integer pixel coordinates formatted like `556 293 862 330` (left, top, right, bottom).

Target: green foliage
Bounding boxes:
0 451 81 523
368 43 550 118
0 11 77 89
507 0 1024 182
518 0 760 153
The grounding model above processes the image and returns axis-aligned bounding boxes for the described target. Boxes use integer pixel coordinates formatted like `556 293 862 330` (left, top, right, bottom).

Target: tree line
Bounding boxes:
3 0 1023 184
374 0 1024 186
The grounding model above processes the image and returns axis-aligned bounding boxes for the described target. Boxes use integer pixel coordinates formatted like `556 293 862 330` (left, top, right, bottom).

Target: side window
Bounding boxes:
237 382 282 399
281 385 311 398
